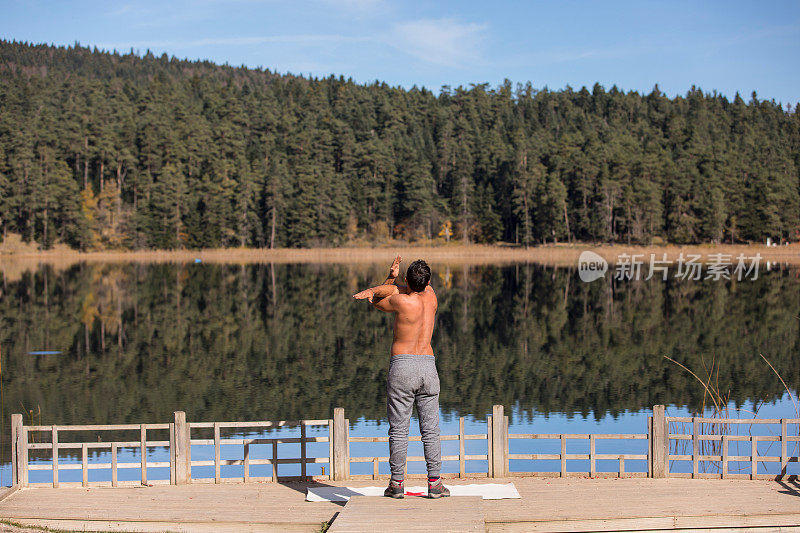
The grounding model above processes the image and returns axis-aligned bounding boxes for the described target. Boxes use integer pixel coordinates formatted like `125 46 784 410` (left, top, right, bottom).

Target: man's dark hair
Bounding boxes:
406 259 431 293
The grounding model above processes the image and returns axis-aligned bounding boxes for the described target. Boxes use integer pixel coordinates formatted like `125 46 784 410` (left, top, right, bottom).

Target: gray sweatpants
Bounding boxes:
387 354 441 480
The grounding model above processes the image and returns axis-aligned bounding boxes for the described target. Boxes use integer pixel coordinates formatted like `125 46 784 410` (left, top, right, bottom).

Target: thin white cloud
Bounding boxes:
513 45 646 67
106 4 137 17
702 22 800 57
97 34 370 51
389 18 487 68
319 0 388 11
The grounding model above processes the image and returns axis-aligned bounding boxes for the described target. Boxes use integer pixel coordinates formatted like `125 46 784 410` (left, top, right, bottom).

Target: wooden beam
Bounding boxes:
173 412 190 485
140 425 147 486
692 417 699 479
111 443 118 487
491 405 507 477
300 424 307 481
81 443 88 487
243 443 249 483
51 427 59 488
11 414 21 486
780 419 787 478
487 415 493 477
722 435 729 479
272 441 278 482
459 417 465 478
327 419 333 480
651 405 668 478
332 408 349 480
504 415 510 476
21 426 28 487
169 422 176 485
646 416 652 477
214 423 220 484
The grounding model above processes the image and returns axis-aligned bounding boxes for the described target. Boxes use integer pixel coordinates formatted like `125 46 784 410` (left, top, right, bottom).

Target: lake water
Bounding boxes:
1 260 798 483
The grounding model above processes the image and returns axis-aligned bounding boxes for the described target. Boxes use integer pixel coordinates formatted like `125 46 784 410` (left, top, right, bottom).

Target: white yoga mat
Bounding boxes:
306 483 520 502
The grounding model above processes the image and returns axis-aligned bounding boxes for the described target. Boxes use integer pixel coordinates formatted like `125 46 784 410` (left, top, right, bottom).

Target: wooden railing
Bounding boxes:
507 432 649 478
345 405 651 479
10 405 799 488
665 416 800 479
346 411 492 480
185 418 332 484
17 422 171 488
11 413 332 488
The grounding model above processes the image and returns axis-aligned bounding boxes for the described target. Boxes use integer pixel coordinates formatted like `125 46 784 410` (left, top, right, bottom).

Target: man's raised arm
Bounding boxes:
382 255 409 294
383 255 401 285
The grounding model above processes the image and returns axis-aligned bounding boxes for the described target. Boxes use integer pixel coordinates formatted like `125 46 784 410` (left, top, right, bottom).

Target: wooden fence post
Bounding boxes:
81 443 88 487
651 405 668 478
505 415 509 476
52 427 59 487
780 419 787 478
722 435 729 479
300 423 307 481
169 422 176 485
459 417 465 478
11 414 22 487
173 411 190 485
487 416 493 477
491 405 508 478
692 417 699 478
332 407 350 481
213 423 221 484
140 424 147 486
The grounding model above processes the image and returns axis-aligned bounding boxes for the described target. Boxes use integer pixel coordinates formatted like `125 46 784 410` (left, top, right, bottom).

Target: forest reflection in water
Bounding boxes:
0 260 798 433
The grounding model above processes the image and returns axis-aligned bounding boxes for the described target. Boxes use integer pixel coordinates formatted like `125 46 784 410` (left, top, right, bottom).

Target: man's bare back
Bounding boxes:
352 255 438 356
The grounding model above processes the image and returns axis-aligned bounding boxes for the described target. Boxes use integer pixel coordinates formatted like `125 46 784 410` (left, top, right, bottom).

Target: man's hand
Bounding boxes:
353 288 374 303
389 255 401 279
353 284 400 311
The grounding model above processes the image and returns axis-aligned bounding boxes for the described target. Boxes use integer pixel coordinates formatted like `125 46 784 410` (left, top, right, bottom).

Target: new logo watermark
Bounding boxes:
578 251 608 282
578 252 763 282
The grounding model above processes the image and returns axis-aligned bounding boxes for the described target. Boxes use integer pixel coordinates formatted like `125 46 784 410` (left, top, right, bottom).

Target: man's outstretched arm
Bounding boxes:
353 284 399 312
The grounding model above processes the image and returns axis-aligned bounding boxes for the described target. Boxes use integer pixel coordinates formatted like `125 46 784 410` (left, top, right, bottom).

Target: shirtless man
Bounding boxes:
353 256 450 499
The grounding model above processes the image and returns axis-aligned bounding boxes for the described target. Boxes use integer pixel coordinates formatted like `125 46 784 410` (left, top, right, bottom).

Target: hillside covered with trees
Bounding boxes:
1 40 798 249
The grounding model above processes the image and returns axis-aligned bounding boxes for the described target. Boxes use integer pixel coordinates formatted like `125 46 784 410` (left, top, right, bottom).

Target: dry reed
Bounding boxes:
664 353 799 476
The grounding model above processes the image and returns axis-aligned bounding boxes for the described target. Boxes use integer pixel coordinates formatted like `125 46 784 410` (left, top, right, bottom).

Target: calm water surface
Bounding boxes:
1 261 798 483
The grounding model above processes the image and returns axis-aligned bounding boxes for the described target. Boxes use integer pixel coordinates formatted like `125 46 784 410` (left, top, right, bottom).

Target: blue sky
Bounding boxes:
2 0 799 105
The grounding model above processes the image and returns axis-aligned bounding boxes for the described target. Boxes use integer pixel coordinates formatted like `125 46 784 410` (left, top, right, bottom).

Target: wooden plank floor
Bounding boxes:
481 477 800 532
0 482 340 532
328 496 483 532
0 477 798 532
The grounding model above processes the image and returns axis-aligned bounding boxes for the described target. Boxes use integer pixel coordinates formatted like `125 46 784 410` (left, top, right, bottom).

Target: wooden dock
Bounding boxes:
6 404 799 530
1 477 798 532
329 495 484 532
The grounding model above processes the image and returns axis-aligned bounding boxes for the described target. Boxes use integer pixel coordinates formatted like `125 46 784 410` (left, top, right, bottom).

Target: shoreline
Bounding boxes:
1 243 799 267
1 243 799 269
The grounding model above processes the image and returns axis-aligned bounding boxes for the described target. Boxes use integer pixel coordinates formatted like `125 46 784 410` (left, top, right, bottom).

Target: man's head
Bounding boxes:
405 259 431 293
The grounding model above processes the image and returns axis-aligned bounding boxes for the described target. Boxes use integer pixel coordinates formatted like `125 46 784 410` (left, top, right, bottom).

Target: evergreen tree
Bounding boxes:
0 40 797 249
